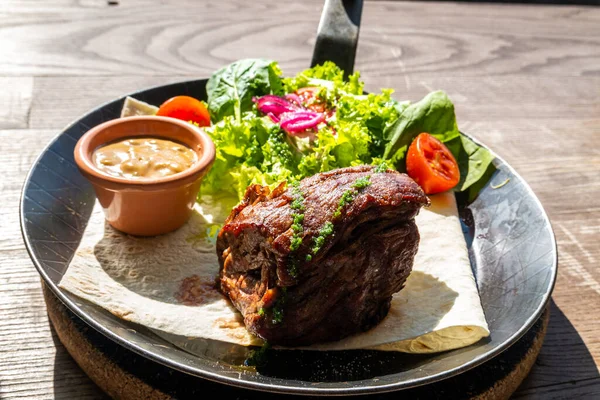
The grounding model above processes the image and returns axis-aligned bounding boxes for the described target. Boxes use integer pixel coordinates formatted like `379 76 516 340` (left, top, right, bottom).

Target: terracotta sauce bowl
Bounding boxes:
74 116 215 236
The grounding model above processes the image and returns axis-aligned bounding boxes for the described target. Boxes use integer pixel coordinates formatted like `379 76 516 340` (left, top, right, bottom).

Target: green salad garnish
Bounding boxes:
201 58 495 202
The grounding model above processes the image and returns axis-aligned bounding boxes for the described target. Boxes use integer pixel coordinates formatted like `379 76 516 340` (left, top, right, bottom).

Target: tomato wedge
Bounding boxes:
156 96 211 127
406 132 460 195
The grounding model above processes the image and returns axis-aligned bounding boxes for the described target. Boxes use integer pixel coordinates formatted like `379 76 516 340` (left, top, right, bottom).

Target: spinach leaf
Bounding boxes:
206 59 283 122
445 134 497 201
382 90 496 197
383 90 459 163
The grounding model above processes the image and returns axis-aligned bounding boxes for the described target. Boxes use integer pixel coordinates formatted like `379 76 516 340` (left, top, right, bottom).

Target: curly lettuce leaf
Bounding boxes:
201 113 298 200
283 61 363 95
336 89 404 157
206 59 283 122
203 60 495 201
201 114 263 196
296 121 372 177
296 129 338 178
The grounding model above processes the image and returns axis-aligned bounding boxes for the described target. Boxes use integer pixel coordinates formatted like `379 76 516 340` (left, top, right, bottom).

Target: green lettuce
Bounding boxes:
206 59 283 122
201 59 495 202
296 122 372 177
283 61 363 95
336 89 404 157
201 113 297 199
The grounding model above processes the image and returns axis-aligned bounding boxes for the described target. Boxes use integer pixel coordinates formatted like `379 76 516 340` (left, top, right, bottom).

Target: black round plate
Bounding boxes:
20 79 557 395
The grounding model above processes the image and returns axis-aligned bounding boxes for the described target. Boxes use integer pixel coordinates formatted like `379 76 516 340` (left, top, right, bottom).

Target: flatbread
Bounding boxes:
59 192 489 353
332 192 489 352
120 96 159 117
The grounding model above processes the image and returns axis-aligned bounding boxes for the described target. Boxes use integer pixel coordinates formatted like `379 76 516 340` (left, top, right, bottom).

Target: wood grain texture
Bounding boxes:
0 1 598 77
0 78 34 129
0 0 599 398
27 76 600 130
0 131 106 399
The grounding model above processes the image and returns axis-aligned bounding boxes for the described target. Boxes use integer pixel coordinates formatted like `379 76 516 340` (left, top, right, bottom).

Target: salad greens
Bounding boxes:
383 91 459 164
206 59 283 122
202 59 495 201
446 134 496 202
282 62 363 95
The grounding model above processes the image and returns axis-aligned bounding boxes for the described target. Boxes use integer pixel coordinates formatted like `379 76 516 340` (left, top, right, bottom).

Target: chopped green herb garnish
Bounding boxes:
313 175 372 255
282 182 305 277
288 258 299 278
245 342 271 367
272 306 284 324
289 181 304 205
271 288 287 324
333 175 372 219
291 198 305 211
289 181 306 252
287 181 306 277
292 213 304 231
334 191 354 218
312 221 334 254
257 288 287 324
374 162 388 173
290 237 302 251
352 176 371 189
305 254 312 262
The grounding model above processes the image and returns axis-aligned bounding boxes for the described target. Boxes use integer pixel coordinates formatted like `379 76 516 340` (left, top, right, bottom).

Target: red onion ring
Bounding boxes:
254 94 327 137
253 95 299 117
280 112 325 135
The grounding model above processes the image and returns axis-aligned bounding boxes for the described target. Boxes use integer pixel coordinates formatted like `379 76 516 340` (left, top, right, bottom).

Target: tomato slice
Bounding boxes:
156 96 211 127
406 133 460 195
296 87 327 113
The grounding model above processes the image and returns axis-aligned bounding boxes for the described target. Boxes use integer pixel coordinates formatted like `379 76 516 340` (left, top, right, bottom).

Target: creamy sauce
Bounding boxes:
93 137 197 179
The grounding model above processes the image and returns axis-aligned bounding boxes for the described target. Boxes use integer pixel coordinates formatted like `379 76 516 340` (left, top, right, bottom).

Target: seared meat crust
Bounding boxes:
217 165 429 346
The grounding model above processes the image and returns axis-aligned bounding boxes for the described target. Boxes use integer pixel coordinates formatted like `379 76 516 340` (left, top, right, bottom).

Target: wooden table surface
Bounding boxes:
1 0 599 398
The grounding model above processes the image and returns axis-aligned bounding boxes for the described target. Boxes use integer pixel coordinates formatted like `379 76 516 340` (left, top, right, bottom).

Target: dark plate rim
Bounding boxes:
20 78 558 396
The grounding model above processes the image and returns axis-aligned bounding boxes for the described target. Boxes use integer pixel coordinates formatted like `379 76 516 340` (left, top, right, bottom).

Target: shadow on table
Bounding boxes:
512 299 600 398
50 327 109 400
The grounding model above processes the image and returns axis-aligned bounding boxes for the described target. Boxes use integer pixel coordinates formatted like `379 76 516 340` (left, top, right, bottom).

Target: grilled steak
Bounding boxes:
217 165 429 346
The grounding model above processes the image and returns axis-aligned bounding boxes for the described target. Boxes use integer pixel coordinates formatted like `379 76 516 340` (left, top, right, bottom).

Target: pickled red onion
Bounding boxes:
280 112 325 135
253 95 299 118
254 94 327 136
